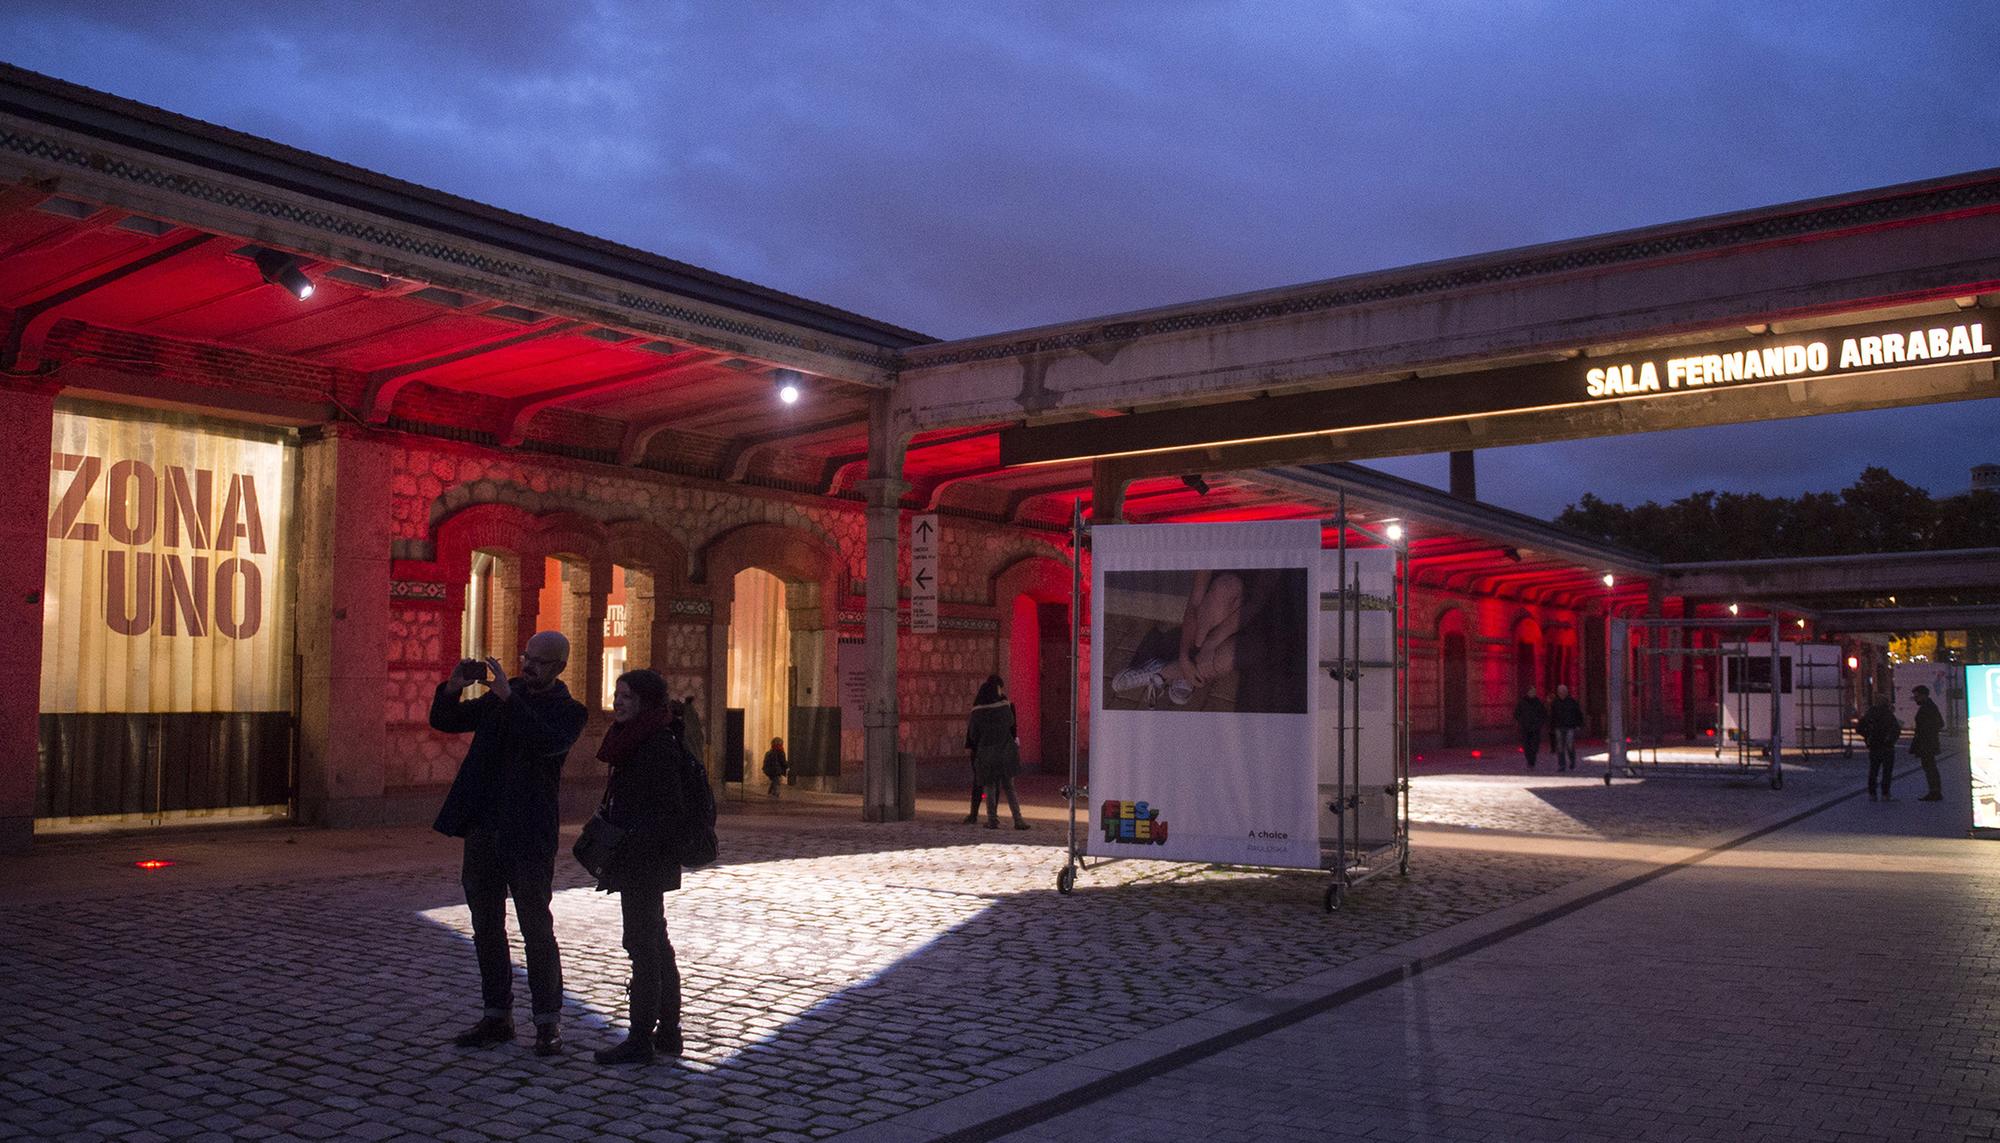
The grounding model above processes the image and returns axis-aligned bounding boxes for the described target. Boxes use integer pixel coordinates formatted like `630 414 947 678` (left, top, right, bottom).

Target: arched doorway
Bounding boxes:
1439 611 1469 747
727 567 792 792
1513 616 1543 699
995 556 1074 775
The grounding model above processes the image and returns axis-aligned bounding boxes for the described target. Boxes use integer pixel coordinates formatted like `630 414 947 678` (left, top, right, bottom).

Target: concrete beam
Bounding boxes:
897 171 2000 432
1816 604 2000 633
1663 548 2000 600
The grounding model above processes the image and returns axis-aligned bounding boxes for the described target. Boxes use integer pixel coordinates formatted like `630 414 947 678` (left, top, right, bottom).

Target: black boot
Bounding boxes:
594 1034 654 1065
654 1024 684 1057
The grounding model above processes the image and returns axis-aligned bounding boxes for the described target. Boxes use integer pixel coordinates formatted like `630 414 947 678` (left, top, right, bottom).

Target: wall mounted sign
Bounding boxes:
998 310 2000 466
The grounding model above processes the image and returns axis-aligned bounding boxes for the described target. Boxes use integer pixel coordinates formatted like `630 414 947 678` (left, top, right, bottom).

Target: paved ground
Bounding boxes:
0 745 1986 1142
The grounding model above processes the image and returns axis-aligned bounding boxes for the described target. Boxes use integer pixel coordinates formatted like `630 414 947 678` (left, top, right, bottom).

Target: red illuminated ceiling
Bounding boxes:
0 187 1649 608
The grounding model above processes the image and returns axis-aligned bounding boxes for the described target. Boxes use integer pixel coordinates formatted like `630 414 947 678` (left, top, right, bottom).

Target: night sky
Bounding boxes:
5 2 1999 519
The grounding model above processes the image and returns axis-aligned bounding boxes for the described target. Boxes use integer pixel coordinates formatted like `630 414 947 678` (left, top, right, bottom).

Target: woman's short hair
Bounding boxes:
617 668 670 709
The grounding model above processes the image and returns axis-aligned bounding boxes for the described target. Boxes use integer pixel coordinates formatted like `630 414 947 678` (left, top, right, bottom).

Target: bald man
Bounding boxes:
432 631 589 1056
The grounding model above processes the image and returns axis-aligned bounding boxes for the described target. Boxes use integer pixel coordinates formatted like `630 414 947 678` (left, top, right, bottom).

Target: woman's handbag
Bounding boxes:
572 804 627 879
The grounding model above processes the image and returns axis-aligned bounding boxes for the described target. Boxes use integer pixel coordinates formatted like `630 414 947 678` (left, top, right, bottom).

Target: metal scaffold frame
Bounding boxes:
1608 615 1788 789
1054 496 1412 913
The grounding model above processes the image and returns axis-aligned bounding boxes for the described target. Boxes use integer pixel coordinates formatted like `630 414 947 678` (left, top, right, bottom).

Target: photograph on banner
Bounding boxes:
1968 663 2000 832
1100 566 1308 713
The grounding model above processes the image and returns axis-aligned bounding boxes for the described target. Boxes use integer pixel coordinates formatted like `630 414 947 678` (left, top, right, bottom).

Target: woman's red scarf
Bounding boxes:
597 706 673 767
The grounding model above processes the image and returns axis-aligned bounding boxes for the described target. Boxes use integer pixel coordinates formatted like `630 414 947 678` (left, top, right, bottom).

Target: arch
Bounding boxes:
1512 614 1544 698
991 554 1076 773
695 522 842 789
1437 608 1470 747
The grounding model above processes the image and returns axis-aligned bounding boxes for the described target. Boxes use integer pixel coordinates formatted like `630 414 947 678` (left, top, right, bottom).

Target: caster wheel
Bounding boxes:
1324 884 1341 913
1057 865 1076 895
1398 859 1410 877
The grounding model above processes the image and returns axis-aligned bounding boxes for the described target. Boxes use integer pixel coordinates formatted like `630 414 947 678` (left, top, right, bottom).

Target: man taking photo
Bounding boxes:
431 631 589 1056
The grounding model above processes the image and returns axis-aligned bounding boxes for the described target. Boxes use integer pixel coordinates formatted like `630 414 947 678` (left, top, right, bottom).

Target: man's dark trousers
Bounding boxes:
1867 749 1895 797
1520 730 1541 766
462 827 562 1024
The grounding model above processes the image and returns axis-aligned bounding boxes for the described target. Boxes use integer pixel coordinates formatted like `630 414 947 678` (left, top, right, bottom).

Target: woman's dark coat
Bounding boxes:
598 725 692 894
966 700 1019 786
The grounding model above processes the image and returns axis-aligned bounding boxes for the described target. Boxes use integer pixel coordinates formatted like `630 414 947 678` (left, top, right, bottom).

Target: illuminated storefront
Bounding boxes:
38 404 295 830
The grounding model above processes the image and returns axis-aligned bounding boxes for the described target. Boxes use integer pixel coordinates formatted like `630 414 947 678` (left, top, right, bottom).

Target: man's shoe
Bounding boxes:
962 813 979 824
1920 793 1943 801
1868 791 1878 801
451 1017 514 1048
532 1025 563 1056
1880 794 1897 802
1013 819 1031 830
655 1025 684 1057
983 819 999 830
592 1034 654 1065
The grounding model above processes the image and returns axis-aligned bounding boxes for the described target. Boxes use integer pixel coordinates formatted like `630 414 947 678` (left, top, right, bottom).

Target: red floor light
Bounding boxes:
1470 750 1483 759
133 859 175 870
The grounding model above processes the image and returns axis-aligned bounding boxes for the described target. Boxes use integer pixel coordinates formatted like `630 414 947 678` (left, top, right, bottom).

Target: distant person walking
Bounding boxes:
431 631 589 1057
1549 684 1585 772
1514 687 1548 769
762 737 789 798
967 675 1029 830
1857 693 1902 802
588 668 695 1065
1911 684 1946 802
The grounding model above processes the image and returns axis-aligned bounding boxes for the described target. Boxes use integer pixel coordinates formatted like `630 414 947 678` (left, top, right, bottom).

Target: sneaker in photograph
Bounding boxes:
1111 658 1167 698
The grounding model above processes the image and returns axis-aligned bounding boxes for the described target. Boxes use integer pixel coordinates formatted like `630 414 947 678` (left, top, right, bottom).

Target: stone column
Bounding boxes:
857 476 907 821
295 425 393 827
0 382 57 852
1643 582 1666 743
859 391 910 821
1091 460 1127 524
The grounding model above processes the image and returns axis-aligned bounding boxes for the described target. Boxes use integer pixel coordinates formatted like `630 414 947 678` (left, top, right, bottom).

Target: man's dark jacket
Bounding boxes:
1912 697 1945 758
1513 696 1548 733
1550 696 1586 730
431 680 589 866
1857 704 1902 754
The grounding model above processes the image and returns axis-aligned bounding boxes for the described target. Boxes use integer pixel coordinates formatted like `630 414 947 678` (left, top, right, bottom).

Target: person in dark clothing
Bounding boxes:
1911 685 1946 802
589 668 695 1065
967 675 1029 830
1857 693 1902 802
762 737 789 797
1549 684 1586 772
431 630 589 1056
1513 687 1548 768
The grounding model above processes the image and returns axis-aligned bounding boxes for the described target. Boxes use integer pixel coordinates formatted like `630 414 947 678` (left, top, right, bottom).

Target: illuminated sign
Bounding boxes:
998 309 2000 466
42 407 294 715
1586 318 1994 399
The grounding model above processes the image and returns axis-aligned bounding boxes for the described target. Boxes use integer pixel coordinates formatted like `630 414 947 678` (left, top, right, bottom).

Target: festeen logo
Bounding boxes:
1099 799 1169 845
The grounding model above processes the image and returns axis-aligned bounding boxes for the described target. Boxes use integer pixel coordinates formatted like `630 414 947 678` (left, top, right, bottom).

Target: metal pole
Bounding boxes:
1067 499 1083 869
1335 494 1349 876
1768 616 1783 784
1609 616 1627 776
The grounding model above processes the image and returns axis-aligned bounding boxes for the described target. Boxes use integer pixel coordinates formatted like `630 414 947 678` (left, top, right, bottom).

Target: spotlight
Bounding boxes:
1728 603 1739 615
1181 474 1210 496
1601 573 1615 588
1385 522 1404 542
773 369 803 406
253 248 314 300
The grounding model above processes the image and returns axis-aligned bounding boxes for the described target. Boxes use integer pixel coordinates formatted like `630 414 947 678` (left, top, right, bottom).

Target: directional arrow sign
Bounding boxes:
911 514 939 634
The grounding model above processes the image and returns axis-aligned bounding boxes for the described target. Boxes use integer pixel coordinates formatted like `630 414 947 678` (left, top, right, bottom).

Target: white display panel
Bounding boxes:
1089 521 1321 868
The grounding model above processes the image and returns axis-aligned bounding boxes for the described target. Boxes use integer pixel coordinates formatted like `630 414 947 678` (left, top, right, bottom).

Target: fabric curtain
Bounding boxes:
42 405 294 715
728 568 791 775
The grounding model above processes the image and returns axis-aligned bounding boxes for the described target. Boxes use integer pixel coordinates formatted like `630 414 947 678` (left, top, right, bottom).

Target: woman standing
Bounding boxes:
966 675 1030 831
590 668 688 1065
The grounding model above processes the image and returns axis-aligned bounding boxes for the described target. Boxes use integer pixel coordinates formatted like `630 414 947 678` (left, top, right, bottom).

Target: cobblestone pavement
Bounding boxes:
0 748 1944 1143
997 773 1998 1143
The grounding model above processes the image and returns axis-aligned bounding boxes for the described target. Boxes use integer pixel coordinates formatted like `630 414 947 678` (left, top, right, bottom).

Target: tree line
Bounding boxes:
1555 467 2000 562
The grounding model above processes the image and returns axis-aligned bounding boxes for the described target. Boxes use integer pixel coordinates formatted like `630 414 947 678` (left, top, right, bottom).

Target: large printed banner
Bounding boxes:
42 406 294 714
1968 664 2000 835
1089 521 1320 868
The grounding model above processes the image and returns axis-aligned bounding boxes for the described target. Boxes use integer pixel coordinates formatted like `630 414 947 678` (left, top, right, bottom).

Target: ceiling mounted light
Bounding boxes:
1181 474 1210 496
773 369 803 406
1385 522 1404 542
1601 573 1615 588
254 248 314 300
